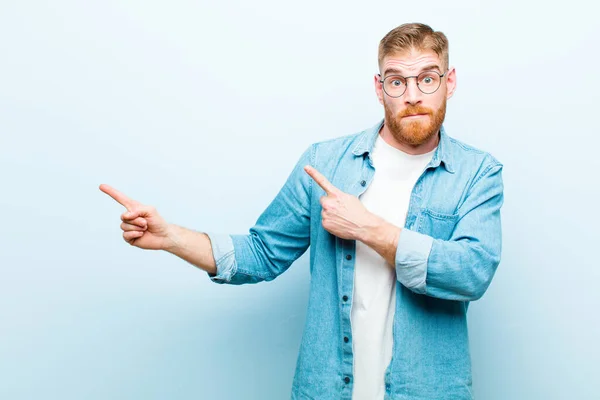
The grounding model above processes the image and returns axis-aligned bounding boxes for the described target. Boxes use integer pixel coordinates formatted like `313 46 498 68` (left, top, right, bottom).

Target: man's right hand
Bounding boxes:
99 184 174 251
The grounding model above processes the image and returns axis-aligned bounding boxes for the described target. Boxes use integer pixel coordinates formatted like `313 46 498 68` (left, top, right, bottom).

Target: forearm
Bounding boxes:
362 218 500 301
358 216 401 267
163 224 217 275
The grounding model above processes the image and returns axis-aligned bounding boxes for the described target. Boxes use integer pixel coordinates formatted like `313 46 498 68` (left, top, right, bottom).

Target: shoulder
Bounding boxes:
444 132 503 177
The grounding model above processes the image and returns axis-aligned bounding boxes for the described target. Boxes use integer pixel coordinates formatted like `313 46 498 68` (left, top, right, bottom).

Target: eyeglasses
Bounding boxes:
379 70 447 98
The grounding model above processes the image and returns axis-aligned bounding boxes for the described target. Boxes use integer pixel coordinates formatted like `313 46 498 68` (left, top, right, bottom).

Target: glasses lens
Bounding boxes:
417 71 441 94
383 76 406 97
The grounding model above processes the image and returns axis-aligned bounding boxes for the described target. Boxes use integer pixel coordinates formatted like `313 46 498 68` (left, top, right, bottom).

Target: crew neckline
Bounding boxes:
375 132 438 159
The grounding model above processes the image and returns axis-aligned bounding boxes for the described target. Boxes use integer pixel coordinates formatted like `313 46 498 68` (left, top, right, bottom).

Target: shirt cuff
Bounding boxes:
204 232 237 283
395 228 434 294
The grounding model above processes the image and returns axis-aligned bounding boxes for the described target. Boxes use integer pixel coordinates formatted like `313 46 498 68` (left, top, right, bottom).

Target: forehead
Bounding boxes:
380 49 442 75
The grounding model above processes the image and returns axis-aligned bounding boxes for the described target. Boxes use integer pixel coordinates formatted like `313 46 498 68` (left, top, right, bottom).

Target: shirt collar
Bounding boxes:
351 119 455 174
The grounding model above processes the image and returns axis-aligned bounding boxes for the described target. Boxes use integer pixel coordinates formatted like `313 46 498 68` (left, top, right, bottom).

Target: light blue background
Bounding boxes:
1 1 598 399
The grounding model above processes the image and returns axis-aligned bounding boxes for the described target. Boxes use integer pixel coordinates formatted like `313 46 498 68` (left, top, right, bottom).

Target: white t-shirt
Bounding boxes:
351 133 436 400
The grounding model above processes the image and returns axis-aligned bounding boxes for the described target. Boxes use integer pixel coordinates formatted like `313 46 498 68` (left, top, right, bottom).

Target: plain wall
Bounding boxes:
1 1 598 399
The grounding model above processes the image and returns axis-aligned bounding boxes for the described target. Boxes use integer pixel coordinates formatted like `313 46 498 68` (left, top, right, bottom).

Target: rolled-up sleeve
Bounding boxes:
394 228 433 294
204 232 236 284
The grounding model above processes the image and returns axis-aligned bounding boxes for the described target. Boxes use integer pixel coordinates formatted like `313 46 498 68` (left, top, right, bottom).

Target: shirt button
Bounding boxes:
344 376 351 384
345 254 352 260
342 295 348 302
360 180 366 187
344 336 349 343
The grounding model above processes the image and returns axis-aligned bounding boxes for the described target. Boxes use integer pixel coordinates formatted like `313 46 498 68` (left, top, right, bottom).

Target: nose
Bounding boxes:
403 77 422 106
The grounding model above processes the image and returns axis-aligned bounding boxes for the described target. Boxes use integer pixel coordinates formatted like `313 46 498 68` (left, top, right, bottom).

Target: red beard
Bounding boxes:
384 99 446 146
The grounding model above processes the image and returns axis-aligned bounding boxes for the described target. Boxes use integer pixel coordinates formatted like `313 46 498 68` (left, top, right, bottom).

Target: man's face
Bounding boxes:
374 49 456 147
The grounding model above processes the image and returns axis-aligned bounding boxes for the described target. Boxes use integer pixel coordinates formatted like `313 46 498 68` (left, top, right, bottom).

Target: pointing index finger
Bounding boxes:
99 184 137 211
304 166 338 195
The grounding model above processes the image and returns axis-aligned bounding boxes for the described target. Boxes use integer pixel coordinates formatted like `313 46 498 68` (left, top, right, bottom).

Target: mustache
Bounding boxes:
398 106 434 118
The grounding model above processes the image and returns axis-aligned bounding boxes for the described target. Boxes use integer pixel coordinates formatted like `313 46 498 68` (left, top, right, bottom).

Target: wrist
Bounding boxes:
163 223 181 252
359 215 400 249
357 213 384 243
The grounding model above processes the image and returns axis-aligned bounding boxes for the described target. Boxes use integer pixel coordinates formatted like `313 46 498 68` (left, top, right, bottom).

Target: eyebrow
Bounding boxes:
382 64 442 77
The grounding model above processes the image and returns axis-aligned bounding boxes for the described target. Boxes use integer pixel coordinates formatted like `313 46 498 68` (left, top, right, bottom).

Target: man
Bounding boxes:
100 23 503 400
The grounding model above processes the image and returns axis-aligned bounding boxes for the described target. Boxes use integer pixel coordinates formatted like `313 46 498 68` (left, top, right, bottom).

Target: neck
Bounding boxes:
379 123 440 155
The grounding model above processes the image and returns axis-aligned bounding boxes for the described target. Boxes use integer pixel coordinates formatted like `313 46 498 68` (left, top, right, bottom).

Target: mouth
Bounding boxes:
403 113 427 118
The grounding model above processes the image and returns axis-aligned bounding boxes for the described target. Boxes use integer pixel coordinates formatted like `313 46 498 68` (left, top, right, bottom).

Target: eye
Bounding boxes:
419 72 439 86
386 76 405 87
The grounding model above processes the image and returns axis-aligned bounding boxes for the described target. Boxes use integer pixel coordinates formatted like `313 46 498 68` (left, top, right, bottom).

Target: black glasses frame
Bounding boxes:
378 70 447 98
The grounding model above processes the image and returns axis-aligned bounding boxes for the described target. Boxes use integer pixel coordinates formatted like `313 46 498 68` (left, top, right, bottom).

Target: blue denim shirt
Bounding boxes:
206 119 504 400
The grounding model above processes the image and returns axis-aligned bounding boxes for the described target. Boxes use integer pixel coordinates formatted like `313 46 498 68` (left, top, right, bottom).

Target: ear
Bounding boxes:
446 67 457 99
374 74 384 105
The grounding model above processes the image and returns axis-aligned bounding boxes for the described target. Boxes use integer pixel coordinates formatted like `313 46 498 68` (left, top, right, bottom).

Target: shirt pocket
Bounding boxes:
416 208 460 241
